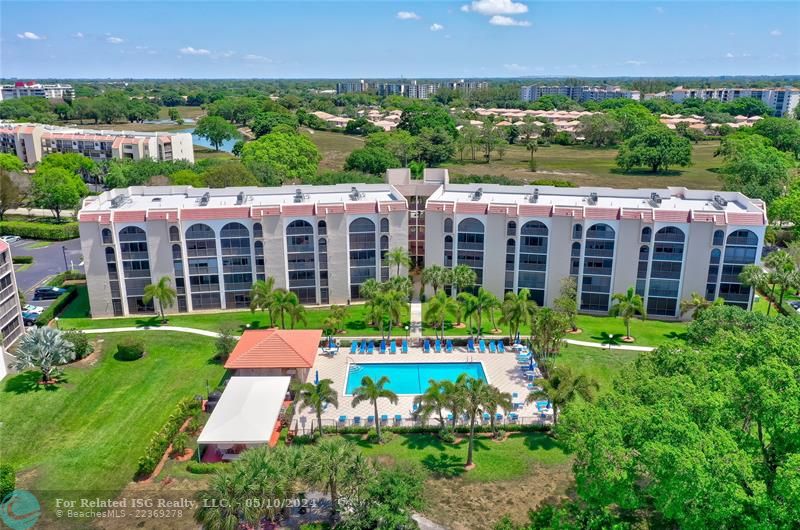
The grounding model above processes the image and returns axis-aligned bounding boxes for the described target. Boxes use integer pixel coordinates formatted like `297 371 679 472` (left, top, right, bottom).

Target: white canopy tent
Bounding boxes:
198 376 290 447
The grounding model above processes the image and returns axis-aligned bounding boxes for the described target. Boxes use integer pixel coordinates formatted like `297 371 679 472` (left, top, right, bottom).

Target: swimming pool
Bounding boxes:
345 362 488 395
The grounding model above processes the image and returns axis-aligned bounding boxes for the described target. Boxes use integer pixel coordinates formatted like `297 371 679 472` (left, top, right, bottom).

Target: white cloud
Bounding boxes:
488 15 530 26
769 29 782 37
73 32 84 39
461 0 528 15
215 50 235 58
106 36 124 44
16 31 45 40
244 54 271 62
396 11 420 20
430 23 444 31
625 60 647 66
725 52 735 59
180 46 211 56
503 63 529 72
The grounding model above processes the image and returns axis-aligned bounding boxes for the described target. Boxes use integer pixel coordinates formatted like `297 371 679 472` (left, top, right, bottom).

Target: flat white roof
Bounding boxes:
197 376 290 445
81 183 404 212
431 184 763 214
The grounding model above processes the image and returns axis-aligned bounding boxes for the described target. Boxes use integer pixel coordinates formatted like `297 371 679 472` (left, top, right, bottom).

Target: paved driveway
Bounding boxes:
8 238 84 302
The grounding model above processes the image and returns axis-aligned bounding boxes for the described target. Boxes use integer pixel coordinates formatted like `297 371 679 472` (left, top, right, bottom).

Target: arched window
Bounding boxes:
380 235 390 281
645 227 686 316
457 218 485 286
102 228 113 245
117 226 153 314
253 223 263 239
570 242 581 276
286 220 316 303
505 238 516 291
105 246 116 262
254 241 265 281
444 218 453 233
506 221 516 236
185 223 216 258
719 229 759 309
581 223 616 312
317 220 327 236
705 248 722 300
184 223 221 310
349 218 377 299
713 229 724 246
444 235 453 267
380 218 389 234
641 227 652 243
572 224 582 240
169 226 180 242
220 223 251 309
171 244 182 260
517 221 548 306
636 245 649 296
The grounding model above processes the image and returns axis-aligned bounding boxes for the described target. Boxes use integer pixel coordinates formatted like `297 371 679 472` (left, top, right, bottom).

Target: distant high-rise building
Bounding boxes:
335 80 370 94
520 85 640 103
0 240 24 381
668 86 799 117
336 79 489 99
1 81 74 101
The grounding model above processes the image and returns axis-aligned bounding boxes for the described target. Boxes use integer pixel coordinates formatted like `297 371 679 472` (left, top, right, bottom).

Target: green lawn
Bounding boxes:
302 128 365 172
557 344 640 392
60 286 409 338
344 432 568 482
0 332 224 498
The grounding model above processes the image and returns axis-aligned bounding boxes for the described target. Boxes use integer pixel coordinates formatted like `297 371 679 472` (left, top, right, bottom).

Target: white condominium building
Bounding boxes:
669 86 800 117
0 122 194 166
1 81 75 101
0 240 25 380
520 85 640 103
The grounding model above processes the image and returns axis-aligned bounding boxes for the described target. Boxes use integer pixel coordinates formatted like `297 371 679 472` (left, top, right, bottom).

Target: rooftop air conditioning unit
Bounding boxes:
199 192 210 206
588 192 598 205
649 192 662 207
529 188 540 203
472 187 483 201
712 194 728 209
349 186 363 201
110 195 127 208
236 192 246 205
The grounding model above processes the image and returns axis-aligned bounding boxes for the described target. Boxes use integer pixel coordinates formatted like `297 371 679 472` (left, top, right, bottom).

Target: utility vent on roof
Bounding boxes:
199 192 210 206
110 195 127 208
294 189 309 203
349 187 364 201
236 192 246 205
713 194 728 209
588 192 598 205
472 187 483 201
528 188 539 203
649 192 662 207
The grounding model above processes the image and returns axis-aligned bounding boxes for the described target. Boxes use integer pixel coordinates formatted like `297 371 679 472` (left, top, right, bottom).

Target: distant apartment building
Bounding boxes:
0 122 194 166
335 80 370 94
336 80 489 99
405 81 439 100
449 79 489 95
0 80 75 101
78 184 409 317
0 240 25 380
520 85 640 103
668 86 800 117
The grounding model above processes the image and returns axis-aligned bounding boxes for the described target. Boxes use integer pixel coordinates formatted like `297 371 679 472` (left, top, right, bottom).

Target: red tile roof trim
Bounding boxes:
111 210 146 222
182 207 251 220
225 329 322 369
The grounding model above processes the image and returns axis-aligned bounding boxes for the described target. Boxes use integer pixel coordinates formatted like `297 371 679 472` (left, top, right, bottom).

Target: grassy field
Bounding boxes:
0 332 224 523
59 105 205 133
302 128 365 171
557 344 639 392
193 145 236 161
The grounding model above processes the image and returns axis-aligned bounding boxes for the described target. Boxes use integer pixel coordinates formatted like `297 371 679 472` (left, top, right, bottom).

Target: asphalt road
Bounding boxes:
7 238 84 304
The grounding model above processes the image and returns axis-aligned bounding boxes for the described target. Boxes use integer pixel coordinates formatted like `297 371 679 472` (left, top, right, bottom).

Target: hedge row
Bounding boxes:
35 286 77 327
11 255 33 264
136 398 201 478
186 462 224 475
0 220 79 241
46 270 86 287
318 423 549 437
0 464 14 500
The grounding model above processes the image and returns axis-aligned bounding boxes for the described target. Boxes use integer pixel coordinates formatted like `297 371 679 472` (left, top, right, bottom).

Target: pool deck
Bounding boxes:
298 345 547 431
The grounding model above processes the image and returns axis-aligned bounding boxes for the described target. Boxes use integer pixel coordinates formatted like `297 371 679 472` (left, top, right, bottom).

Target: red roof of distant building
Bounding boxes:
225 329 322 370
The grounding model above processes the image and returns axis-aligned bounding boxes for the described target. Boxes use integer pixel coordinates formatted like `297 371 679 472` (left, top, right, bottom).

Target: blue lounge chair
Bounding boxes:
390 341 397 354
360 339 367 353
394 414 403 424
423 339 431 353
479 339 486 353
350 342 357 354
353 416 361 425
467 338 475 352
483 412 491 422
338 415 347 424
367 340 374 354
446 339 453 352
447 413 454 423
498 341 505 352
496 413 504 422
489 341 497 353
509 412 519 422
380 414 388 424
367 415 375 424
380 340 386 353
434 339 442 353
401 339 408 353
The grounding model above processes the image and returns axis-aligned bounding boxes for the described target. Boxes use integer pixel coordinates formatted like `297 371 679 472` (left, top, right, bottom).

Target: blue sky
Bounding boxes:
1 1 798 79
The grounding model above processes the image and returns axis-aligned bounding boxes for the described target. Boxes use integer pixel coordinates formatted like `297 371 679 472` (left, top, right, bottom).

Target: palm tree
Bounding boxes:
303 438 372 516
441 379 465 430
271 289 300 329
386 247 412 276
764 250 800 309
421 265 446 296
739 264 772 315
459 375 491 468
288 302 307 329
426 290 459 339
383 289 408 343
142 276 177 323
500 288 537 341
351 376 398 443
293 379 338 436
475 288 500 336
608 287 646 340
413 379 448 427
451 264 477 297
329 305 349 333
195 466 248 530
458 292 479 334
679 291 723 319
364 294 387 337
387 275 413 300
358 278 381 302
249 277 276 327
483 386 513 439
13 327 75 384
526 366 599 426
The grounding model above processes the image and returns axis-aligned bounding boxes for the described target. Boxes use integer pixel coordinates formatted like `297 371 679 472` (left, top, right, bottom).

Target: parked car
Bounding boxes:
21 311 38 326
34 286 67 300
789 300 800 313
0 235 21 244
23 304 44 314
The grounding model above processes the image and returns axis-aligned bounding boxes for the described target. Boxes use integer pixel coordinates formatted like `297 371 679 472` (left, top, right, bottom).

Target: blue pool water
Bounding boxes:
345 362 487 395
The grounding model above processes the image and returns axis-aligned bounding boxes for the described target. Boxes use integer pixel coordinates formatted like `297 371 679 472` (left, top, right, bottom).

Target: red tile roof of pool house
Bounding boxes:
224 329 323 370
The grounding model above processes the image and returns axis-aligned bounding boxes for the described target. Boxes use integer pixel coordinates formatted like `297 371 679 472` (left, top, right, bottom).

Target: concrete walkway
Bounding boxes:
564 338 655 352
80 326 226 338
409 302 423 339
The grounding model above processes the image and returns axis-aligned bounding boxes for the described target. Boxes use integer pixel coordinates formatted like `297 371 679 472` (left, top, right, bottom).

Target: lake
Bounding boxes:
178 127 237 153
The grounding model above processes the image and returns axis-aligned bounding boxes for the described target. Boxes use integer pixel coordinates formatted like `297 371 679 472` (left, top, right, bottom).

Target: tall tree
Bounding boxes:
451 264 477 297
142 276 177 322
293 378 338 437
249 277 276 327
270 289 301 329
608 287 647 340
351 376 398 444
30 166 88 221
241 132 321 186
459 375 492 468
413 379 448 428
13 327 76 384
194 115 239 151
385 247 412 276
421 265 447 295
203 161 259 188
763 250 800 309
0 169 22 222
530 308 569 377
526 365 598 426
500 289 537 341
679 291 724 320
553 277 579 332
615 126 692 173
483 385 513 439
426 290 459 339
474 287 500 337
303 437 373 516
717 133 793 204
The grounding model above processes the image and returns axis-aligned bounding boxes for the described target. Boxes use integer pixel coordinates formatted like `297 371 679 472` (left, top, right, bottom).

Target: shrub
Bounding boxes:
367 428 394 444
186 462 223 475
299 524 331 530
35 286 77 326
0 220 79 241
439 426 456 443
63 330 92 360
553 131 575 145
136 398 201 478
321 423 549 435
187 414 203 435
11 255 33 264
116 339 145 361
0 464 15 500
171 432 189 456
46 270 86 287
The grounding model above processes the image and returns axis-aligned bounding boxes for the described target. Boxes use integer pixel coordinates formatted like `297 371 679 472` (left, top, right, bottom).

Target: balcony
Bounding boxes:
120 251 149 261
224 283 253 292
186 248 218 258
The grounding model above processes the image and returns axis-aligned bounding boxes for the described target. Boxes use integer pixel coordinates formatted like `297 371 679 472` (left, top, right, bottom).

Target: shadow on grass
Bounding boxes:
421 453 465 478
522 433 560 452
345 320 370 331
3 371 66 394
133 316 162 328
400 434 446 451
609 168 684 177
664 331 688 341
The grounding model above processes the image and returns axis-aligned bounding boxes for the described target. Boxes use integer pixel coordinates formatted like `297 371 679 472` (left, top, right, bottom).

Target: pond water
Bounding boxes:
178 128 237 153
